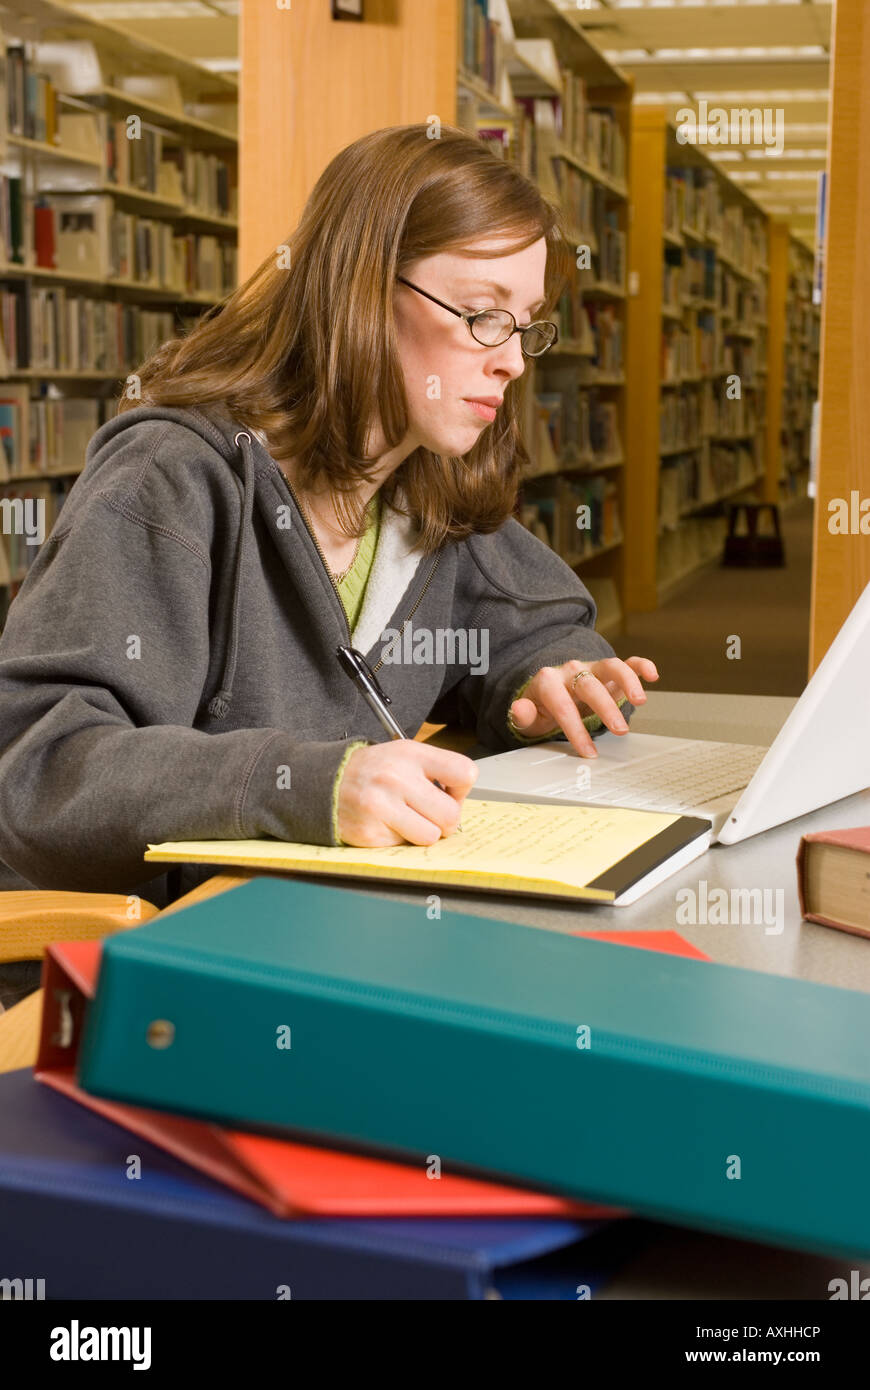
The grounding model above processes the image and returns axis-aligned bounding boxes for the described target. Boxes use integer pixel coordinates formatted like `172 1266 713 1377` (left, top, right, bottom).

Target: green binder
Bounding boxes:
78 876 870 1259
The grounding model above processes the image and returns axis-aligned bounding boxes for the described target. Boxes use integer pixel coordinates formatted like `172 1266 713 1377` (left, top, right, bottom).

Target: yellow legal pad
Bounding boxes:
145 799 704 904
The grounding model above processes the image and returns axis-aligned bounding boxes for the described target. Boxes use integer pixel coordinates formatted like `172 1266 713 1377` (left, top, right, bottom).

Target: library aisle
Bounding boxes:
621 497 813 697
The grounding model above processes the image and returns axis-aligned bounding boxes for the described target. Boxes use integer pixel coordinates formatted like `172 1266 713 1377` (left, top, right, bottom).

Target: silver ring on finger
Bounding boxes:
571 669 595 693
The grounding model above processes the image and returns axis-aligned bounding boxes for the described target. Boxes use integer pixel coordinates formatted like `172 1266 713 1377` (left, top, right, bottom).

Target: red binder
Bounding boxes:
35 929 708 1218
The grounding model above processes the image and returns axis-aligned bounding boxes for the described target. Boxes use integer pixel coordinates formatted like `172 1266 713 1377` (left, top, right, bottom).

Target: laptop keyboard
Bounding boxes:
544 741 769 813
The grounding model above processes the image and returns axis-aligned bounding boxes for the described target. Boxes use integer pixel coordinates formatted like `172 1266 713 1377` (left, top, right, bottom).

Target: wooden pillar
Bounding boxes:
239 0 458 278
809 0 870 672
764 220 789 505
624 107 667 612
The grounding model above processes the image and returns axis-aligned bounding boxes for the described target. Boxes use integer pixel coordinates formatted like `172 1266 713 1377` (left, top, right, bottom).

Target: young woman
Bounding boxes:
0 123 657 910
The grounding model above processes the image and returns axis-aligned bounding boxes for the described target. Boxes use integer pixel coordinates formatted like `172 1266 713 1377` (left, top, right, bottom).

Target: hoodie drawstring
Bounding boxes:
207 430 255 720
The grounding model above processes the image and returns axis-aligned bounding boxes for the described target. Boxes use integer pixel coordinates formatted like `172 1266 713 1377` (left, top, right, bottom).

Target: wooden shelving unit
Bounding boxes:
456 0 631 635
624 108 772 611
780 234 820 507
0 0 238 628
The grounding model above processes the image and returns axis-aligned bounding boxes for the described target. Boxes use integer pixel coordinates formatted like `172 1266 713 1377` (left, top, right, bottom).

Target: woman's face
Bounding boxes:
390 234 548 459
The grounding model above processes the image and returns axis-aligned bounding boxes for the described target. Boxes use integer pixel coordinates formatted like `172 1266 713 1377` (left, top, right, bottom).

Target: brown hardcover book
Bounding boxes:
797 826 870 938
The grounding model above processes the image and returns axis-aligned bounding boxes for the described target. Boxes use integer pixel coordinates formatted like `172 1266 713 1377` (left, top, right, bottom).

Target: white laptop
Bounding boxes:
471 580 870 845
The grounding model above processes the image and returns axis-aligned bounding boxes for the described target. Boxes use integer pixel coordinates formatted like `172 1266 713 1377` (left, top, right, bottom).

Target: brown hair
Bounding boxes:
119 123 570 552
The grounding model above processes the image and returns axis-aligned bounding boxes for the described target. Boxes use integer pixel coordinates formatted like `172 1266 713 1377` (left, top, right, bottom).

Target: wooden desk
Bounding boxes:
3 697 868 1297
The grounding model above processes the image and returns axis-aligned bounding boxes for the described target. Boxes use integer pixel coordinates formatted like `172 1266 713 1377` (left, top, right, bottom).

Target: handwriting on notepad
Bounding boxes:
363 799 676 876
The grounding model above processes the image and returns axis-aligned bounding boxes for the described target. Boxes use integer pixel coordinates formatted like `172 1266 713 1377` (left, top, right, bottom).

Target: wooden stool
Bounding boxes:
722 502 785 568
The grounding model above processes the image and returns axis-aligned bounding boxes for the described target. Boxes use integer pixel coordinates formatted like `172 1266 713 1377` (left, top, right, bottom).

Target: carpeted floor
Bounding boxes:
616 499 814 697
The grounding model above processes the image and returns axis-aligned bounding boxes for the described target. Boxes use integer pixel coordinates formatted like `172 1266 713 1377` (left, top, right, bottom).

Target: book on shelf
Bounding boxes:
662 260 681 314
513 96 561 200
586 108 626 185
597 209 625 287
660 439 760 522
460 0 510 99
103 128 238 218
0 293 10 373
555 288 593 348
0 385 104 478
661 322 699 382
0 382 29 474
657 514 728 590
476 124 511 159
558 163 599 250
0 475 73 585
561 67 587 161
520 474 621 561
106 120 167 196
566 473 621 559
19 192 237 295
583 301 622 375
660 387 702 455
29 396 103 474
175 148 237 219
57 109 102 163
6 40 58 145
47 193 108 277
0 30 7 153
0 280 175 374
0 281 27 366
527 393 559 475
526 369 621 472
665 167 722 243
2 173 28 264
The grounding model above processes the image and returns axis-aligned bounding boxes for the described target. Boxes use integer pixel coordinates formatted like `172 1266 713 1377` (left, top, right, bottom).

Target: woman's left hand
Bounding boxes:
508 656 659 758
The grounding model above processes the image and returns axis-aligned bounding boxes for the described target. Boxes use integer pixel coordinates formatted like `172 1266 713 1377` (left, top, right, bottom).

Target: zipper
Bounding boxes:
281 470 355 646
281 468 441 672
372 550 441 675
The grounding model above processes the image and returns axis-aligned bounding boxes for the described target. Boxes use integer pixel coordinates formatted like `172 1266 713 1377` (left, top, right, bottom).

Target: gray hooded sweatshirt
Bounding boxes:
0 403 629 909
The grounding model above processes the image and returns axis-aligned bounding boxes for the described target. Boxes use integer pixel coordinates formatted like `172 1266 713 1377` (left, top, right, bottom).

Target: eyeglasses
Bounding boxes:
396 276 559 358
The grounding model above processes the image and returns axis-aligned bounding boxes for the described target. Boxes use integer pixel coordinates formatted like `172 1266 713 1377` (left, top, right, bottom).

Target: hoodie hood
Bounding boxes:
83 402 433 725
86 403 261 723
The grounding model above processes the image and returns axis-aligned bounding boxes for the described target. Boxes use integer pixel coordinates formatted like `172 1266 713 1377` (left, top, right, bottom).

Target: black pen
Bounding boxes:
336 645 463 831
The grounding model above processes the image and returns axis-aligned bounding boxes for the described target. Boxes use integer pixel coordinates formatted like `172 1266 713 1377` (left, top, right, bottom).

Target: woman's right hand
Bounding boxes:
336 741 479 847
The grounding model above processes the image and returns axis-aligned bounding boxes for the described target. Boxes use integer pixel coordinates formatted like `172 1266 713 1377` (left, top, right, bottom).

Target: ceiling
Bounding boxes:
554 0 831 245
69 0 828 243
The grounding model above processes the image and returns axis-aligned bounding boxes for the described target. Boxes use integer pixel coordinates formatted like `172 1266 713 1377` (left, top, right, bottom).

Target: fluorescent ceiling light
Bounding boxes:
607 47 827 62
745 148 827 159
605 1 806 7
694 91 829 101
761 170 823 180
72 1 218 16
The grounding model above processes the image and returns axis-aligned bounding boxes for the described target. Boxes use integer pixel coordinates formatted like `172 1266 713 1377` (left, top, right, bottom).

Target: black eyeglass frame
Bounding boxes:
396 276 559 357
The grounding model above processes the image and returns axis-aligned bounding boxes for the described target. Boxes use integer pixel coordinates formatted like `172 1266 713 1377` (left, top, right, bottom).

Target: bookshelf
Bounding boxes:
624 108 772 611
0 0 238 627
780 235 820 505
456 0 631 635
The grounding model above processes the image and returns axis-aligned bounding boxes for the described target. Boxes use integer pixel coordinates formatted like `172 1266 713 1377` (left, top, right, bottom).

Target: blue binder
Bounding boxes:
0 1070 626 1301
